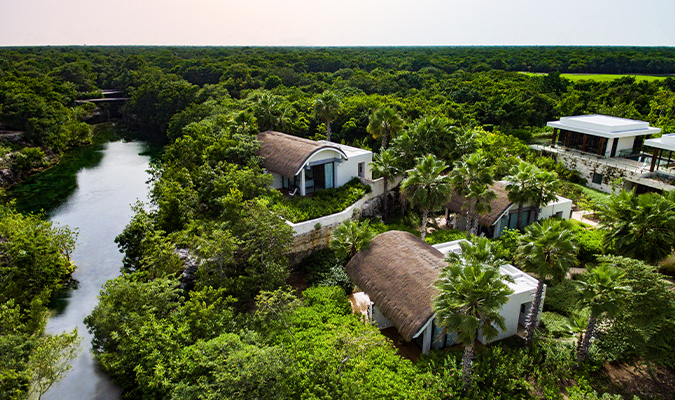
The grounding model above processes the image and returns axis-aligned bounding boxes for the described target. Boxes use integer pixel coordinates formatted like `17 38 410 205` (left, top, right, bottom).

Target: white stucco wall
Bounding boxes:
336 152 373 187
372 304 394 329
538 196 573 221
616 136 636 156
271 172 283 189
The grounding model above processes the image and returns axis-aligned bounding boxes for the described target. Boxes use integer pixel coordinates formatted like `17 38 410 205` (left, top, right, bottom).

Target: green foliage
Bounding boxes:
574 228 605 264
541 312 573 338
270 178 368 223
544 279 582 316
598 190 675 264
13 147 46 171
434 238 514 389
330 219 375 260
424 228 465 245
0 205 77 312
594 255 675 367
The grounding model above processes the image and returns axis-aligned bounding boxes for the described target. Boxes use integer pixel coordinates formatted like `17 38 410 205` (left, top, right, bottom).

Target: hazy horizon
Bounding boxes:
1 0 674 47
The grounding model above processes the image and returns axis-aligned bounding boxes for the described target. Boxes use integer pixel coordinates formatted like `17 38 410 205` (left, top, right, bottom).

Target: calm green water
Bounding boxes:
10 124 155 400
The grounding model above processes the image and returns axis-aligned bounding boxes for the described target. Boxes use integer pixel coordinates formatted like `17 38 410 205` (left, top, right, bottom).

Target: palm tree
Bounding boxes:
434 238 513 392
505 161 537 230
449 153 494 237
370 149 402 222
530 169 560 222
576 263 629 366
515 219 578 347
400 155 453 240
230 110 257 136
329 220 375 260
391 116 456 166
313 91 341 142
597 190 675 265
254 93 279 131
367 106 404 151
467 182 496 236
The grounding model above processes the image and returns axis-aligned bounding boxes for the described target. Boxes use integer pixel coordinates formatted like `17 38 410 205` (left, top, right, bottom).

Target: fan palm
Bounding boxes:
370 149 402 222
505 161 537 230
313 91 341 142
434 239 513 392
449 153 494 237
468 182 497 236
401 155 453 240
597 190 675 265
530 170 560 222
329 220 375 260
576 263 630 366
515 218 578 347
367 106 404 150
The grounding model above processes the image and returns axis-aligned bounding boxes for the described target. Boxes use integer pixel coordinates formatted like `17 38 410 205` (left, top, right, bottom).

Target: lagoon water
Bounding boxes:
12 134 153 400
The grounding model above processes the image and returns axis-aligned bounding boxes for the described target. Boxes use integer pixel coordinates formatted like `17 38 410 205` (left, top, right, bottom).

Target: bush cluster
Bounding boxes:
271 178 369 223
296 248 353 294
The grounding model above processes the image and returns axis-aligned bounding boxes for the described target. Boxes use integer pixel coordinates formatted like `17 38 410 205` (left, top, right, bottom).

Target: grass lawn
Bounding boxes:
519 72 670 82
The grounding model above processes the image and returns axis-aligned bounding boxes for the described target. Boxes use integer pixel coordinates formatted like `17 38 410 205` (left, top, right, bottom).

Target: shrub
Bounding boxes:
13 147 46 171
541 312 571 338
296 248 353 294
543 279 581 316
271 178 368 222
575 228 605 265
424 229 465 245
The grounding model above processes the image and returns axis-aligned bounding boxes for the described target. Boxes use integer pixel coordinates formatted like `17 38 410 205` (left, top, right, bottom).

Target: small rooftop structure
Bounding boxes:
547 115 660 139
346 231 541 354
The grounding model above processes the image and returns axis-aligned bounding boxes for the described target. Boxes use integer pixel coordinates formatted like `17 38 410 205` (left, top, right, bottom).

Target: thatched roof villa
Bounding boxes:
257 131 372 196
345 230 541 354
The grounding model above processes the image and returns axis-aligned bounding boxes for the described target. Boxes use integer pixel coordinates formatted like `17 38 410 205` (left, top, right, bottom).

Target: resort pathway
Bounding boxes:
571 210 600 227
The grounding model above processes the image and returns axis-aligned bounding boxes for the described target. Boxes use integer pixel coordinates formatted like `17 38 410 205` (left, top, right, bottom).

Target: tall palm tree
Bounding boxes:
370 149 402 222
515 219 578 347
254 93 279 131
367 106 404 151
400 155 453 240
597 190 675 265
576 263 629 366
434 238 513 392
530 169 560 222
391 116 456 167
313 91 341 142
449 153 494 237
329 220 375 260
468 182 496 236
505 161 537 230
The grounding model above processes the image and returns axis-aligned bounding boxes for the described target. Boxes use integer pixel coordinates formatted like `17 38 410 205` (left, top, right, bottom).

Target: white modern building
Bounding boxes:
345 231 541 354
257 131 372 196
533 115 675 193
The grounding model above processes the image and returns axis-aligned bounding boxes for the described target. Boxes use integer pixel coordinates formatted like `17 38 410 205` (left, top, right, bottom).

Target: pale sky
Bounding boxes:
1 0 674 46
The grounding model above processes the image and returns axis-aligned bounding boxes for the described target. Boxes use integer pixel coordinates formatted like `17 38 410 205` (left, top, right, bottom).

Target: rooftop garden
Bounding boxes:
269 178 370 223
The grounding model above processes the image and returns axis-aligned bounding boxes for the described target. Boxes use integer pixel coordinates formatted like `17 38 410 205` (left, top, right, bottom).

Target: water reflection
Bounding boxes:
10 129 153 400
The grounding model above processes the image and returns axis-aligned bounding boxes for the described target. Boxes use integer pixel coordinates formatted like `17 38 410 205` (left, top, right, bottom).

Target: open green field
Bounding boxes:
520 72 670 82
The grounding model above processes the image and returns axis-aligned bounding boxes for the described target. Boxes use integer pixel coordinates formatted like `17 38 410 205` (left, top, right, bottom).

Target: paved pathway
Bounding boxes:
571 210 599 227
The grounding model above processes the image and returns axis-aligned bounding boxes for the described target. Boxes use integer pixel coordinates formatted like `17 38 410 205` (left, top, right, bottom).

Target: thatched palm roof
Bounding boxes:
256 131 348 178
345 231 446 341
446 181 513 227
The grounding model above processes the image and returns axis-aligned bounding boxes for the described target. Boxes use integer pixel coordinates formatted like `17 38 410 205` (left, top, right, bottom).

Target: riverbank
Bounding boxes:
7 134 155 400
